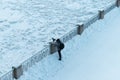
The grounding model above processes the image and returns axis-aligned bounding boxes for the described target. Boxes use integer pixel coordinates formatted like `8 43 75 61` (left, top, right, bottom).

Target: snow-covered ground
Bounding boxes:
0 0 115 77
19 7 120 80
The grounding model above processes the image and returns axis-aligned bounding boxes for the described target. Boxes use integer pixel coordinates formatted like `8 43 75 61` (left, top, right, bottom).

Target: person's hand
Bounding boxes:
52 38 56 41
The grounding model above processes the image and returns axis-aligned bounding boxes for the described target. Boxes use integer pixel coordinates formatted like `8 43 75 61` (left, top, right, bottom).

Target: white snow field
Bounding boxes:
0 0 114 76
19 6 120 80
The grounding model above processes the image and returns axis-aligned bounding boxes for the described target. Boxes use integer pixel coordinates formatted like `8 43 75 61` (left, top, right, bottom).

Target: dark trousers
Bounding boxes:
58 50 62 60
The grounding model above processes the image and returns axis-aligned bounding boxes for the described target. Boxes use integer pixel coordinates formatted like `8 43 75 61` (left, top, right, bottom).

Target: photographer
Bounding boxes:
52 38 65 60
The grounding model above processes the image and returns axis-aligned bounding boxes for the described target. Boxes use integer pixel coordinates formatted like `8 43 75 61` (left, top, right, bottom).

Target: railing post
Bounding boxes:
49 42 57 54
99 10 104 19
77 24 84 35
12 65 23 79
116 0 120 7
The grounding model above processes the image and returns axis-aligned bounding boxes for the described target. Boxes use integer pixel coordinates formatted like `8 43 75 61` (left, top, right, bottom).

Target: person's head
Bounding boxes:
56 39 61 43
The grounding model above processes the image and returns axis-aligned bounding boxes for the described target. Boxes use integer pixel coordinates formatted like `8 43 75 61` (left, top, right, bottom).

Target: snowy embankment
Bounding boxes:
19 7 120 80
0 0 114 78
50 7 120 80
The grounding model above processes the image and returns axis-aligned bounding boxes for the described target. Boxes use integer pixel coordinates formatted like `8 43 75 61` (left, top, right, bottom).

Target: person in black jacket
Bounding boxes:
52 38 64 60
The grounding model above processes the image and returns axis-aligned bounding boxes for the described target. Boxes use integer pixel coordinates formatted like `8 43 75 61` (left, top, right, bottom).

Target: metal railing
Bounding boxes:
0 70 13 80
